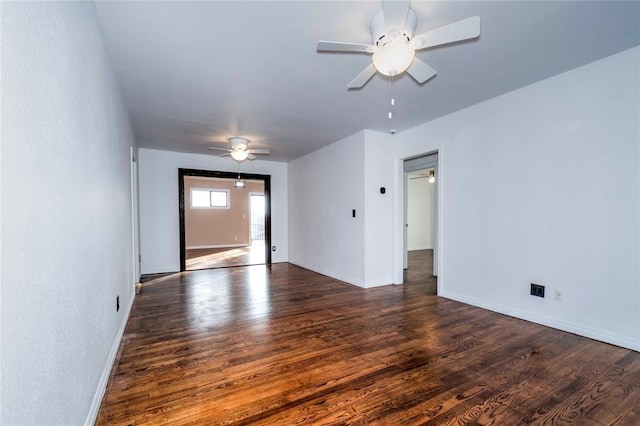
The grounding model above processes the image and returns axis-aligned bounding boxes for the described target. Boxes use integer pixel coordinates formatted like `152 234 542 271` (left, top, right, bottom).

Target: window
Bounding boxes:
190 188 229 209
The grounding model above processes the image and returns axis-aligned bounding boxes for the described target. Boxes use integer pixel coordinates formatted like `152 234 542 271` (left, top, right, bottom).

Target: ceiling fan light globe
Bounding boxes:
372 41 415 76
230 149 249 162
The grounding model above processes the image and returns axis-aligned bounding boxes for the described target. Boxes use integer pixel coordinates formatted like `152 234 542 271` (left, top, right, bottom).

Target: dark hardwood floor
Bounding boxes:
186 242 266 270
97 262 640 425
405 249 436 294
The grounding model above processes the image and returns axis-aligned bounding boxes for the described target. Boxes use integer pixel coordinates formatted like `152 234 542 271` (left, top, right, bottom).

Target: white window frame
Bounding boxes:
190 188 230 209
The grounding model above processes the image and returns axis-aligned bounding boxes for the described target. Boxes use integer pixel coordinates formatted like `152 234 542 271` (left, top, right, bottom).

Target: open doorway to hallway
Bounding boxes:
403 153 438 293
179 168 271 271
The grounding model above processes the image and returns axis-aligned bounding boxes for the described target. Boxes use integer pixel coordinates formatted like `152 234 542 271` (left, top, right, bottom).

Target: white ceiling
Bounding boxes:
95 1 640 163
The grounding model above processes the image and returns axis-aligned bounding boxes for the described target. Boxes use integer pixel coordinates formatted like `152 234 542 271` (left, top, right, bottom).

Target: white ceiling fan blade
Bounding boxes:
247 154 257 161
406 58 437 84
248 149 271 154
382 0 410 32
347 64 377 89
412 16 481 50
219 153 231 157
317 41 374 53
208 147 231 152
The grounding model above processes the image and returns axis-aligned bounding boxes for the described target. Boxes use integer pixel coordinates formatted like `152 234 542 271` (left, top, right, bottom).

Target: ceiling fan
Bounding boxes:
208 137 271 163
410 170 436 183
317 1 480 89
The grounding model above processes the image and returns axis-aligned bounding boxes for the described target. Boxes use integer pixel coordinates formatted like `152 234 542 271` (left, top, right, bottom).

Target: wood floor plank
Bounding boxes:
186 244 266 270
97 253 640 425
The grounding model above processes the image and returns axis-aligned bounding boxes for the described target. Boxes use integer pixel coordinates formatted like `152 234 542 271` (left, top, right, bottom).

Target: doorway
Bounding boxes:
403 153 438 292
130 147 141 285
179 168 271 271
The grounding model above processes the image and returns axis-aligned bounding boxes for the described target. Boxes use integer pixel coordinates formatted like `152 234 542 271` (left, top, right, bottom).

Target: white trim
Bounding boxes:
289 259 367 288
434 148 442 282
185 243 248 250
394 147 443 286
392 158 404 284
130 147 140 286
440 290 640 351
85 288 135 426
141 265 179 275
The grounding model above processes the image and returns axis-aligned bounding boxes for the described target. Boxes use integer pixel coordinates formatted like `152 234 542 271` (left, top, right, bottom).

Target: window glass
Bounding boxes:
210 191 228 208
190 188 230 209
191 189 211 208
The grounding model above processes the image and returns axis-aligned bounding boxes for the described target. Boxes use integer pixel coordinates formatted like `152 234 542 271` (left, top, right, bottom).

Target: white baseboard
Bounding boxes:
186 243 247 249
85 289 135 426
440 290 640 351
289 259 366 288
141 265 179 275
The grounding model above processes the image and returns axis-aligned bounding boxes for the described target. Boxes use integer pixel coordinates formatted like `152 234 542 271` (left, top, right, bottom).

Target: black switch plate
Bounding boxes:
530 284 545 298
352 209 356 218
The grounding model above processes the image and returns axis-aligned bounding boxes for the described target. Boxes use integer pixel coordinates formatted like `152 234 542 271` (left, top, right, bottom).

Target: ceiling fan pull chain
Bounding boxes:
388 75 394 121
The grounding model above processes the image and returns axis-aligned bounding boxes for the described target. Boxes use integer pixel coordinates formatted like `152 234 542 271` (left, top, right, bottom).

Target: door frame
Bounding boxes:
178 168 272 271
130 147 141 285
402 152 439 276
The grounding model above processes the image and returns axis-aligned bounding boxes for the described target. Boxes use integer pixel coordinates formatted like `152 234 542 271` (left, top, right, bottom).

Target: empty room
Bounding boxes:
2 1 639 425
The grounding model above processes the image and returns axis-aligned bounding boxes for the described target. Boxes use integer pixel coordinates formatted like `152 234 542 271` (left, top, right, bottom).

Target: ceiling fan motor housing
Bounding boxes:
370 9 418 47
229 137 249 150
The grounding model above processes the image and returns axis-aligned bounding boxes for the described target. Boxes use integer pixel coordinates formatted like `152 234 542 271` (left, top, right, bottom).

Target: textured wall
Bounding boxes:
288 130 396 288
394 47 640 350
1 2 135 424
288 131 367 286
363 130 395 286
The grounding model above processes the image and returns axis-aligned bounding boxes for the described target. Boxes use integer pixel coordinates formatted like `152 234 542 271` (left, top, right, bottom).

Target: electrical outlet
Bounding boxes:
554 290 563 301
530 283 545 298
272 245 276 252
116 295 120 312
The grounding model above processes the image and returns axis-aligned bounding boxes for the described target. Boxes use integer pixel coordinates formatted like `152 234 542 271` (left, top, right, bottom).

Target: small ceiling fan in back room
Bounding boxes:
317 0 481 88
208 137 271 163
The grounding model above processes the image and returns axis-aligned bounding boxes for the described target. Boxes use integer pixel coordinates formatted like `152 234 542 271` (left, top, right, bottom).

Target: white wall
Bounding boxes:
407 175 434 251
393 47 640 350
288 131 366 286
364 130 395 286
288 130 394 288
138 148 288 273
2 2 136 424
